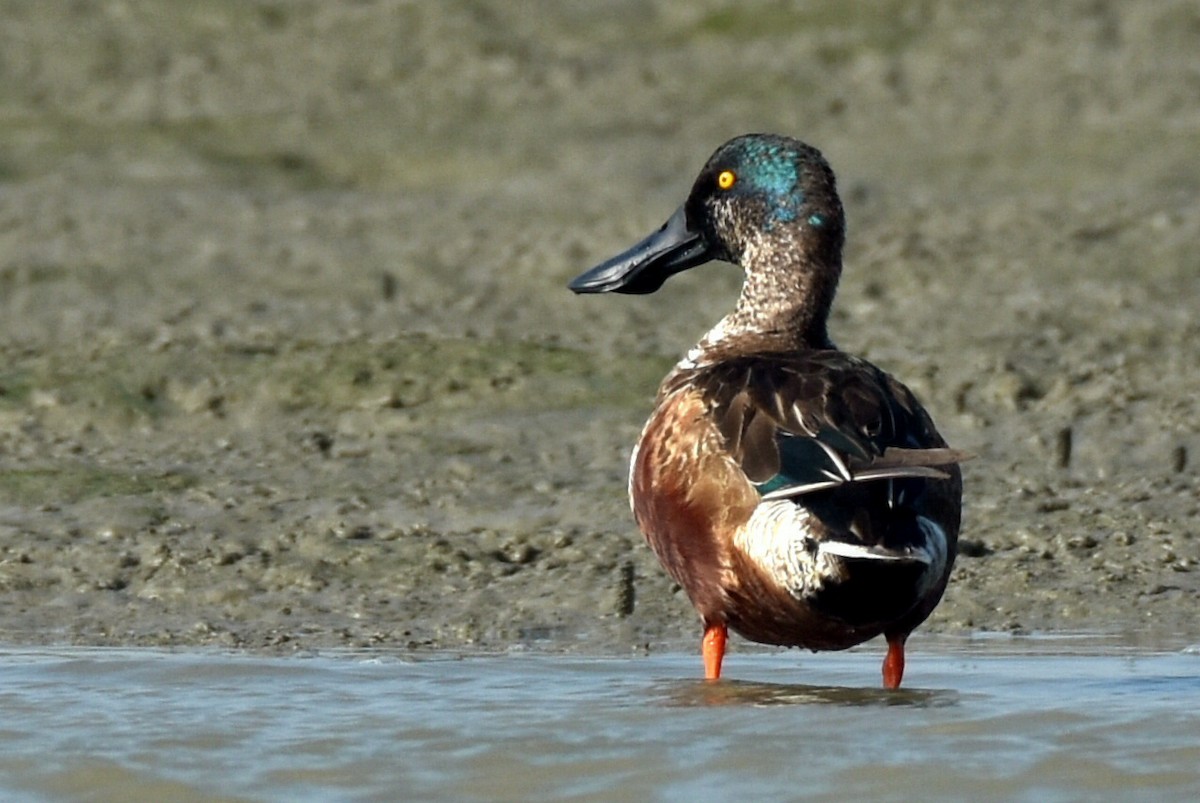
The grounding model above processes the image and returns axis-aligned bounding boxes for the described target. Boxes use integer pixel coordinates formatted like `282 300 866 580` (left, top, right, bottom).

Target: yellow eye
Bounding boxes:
716 169 736 190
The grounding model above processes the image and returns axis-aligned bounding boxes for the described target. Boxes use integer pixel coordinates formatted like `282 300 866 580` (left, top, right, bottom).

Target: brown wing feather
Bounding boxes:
667 350 968 497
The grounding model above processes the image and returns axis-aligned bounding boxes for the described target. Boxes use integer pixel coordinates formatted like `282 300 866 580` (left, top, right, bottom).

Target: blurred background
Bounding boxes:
0 1 1197 648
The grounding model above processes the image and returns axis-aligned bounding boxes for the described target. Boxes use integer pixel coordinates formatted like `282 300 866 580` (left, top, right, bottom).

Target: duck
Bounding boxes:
568 134 966 688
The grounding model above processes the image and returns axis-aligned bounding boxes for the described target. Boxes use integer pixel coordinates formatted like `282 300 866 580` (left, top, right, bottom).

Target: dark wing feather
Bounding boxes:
683 351 968 497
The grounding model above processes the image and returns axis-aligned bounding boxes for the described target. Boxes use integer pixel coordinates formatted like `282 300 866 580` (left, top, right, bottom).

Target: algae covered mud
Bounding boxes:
0 3 1198 651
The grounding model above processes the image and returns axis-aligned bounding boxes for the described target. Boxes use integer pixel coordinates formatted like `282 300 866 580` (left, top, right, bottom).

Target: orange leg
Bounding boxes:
702 622 727 680
882 633 907 689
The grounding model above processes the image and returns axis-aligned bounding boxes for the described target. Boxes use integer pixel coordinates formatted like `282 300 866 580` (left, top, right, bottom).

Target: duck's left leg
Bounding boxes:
882 631 908 688
702 621 727 680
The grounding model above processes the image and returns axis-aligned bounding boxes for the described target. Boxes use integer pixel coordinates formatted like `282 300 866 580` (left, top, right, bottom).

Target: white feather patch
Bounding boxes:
818 540 932 564
733 503 951 601
733 500 834 597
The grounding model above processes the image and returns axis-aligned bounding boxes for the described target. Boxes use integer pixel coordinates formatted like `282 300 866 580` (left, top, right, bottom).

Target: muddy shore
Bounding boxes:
1 2 1197 655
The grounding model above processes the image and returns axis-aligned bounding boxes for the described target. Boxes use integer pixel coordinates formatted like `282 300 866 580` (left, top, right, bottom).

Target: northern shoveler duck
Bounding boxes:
568 134 966 688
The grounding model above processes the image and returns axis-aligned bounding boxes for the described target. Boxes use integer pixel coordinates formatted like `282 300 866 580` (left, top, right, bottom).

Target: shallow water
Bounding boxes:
1 640 1198 802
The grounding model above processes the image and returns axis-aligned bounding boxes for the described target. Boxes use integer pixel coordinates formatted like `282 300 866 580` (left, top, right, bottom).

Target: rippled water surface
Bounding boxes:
1 640 1198 801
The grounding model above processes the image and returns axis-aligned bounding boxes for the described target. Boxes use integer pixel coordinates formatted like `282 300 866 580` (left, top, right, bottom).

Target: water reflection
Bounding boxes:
654 678 960 708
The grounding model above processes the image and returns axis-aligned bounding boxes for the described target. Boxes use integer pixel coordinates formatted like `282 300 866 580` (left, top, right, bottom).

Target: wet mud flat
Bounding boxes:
0 3 1198 652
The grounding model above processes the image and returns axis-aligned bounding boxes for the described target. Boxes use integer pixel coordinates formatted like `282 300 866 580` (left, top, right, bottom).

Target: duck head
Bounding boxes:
568 134 846 297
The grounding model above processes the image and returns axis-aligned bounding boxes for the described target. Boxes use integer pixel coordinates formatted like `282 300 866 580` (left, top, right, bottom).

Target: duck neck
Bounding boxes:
696 245 842 359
